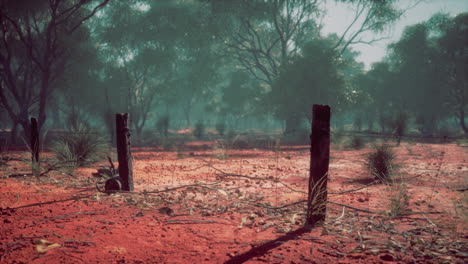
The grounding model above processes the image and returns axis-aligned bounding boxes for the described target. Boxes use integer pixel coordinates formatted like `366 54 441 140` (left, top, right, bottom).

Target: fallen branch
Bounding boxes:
328 201 379 214
142 181 222 194
317 247 346 257
47 210 105 222
242 200 307 210
0 239 28 262
7 160 80 178
397 211 442 216
63 240 96 248
95 180 222 195
51 227 115 240
330 181 378 195
11 195 93 210
39 160 82 177
165 219 218 224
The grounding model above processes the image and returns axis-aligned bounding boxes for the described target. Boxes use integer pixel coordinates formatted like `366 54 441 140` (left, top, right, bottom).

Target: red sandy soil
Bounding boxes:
0 141 467 263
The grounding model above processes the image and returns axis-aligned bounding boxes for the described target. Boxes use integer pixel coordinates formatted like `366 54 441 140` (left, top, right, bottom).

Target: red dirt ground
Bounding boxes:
0 141 467 263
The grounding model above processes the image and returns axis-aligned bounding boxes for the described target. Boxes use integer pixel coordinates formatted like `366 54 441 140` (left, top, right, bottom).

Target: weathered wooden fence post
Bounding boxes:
30 117 40 176
30 117 39 163
305 104 330 227
116 113 134 191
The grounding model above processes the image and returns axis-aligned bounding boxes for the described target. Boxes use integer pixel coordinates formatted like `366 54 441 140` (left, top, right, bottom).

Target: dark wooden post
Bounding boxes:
30 117 40 176
116 113 134 191
305 104 330 227
30 118 39 163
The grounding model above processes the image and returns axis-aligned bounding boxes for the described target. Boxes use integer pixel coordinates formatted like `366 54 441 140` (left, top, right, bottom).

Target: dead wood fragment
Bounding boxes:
51 227 115 240
317 247 346 257
330 181 378 195
63 240 96 248
242 200 307 210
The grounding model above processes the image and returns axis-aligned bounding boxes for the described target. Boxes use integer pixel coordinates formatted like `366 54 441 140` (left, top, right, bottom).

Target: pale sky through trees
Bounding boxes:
323 0 468 70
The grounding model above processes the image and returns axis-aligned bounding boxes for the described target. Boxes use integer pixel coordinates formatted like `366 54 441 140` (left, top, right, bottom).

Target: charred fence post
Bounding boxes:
30 117 40 176
305 104 330 227
116 113 134 191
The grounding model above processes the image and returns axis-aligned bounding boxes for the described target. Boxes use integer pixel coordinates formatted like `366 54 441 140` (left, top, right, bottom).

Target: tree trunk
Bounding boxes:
184 109 191 128
10 121 19 145
459 108 467 135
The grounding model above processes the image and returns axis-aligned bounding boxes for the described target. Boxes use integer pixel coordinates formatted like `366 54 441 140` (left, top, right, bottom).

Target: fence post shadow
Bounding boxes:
223 226 313 264
225 104 330 264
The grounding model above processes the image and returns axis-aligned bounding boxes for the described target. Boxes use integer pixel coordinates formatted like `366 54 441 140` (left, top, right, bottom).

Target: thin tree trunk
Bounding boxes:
10 121 18 145
459 108 467 135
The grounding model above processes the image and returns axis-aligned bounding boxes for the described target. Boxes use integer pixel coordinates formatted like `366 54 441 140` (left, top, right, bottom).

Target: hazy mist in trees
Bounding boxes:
0 0 466 141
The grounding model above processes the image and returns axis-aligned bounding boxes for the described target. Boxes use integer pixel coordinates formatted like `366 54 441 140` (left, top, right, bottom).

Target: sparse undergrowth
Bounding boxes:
1 139 465 264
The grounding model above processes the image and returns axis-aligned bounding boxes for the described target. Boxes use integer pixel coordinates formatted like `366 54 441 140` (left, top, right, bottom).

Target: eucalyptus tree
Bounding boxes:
383 14 467 135
204 0 401 132
220 0 320 87
217 71 261 129
270 37 344 132
332 0 402 55
94 0 224 131
169 9 222 127
354 12 467 135
0 0 110 141
219 0 401 85
351 62 395 132
49 37 101 130
429 13 467 134
387 23 445 133
92 0 177 136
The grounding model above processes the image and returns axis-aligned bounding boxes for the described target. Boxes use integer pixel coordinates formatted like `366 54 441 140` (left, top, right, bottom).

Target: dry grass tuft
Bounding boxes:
52 125 109 168
366 144 396 184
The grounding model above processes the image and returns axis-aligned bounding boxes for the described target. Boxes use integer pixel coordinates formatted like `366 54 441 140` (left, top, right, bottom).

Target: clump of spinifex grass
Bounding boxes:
366 143 396 184
52 125 109 168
